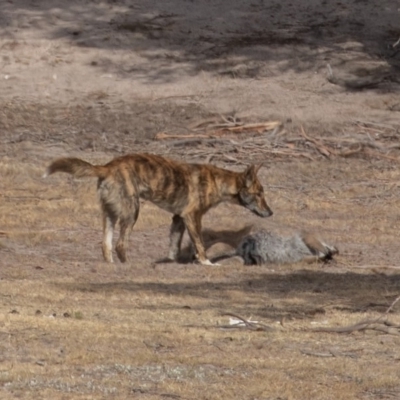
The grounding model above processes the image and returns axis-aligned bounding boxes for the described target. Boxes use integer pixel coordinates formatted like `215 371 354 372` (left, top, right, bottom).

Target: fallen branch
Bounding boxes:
310 295 400 335
155 132 210 140
150 115 400 164
378 294 400 319
301 348 359 358
216 297 400 337
219 312 276 331
354 120 398 131
155 121 282 141
222 154 245 165
337 145 363 158
208 121 282 136
311 319 382 334
300 126 333 158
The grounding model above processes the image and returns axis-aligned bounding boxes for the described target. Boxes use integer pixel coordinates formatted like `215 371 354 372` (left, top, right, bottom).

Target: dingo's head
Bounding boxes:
239 164 273 218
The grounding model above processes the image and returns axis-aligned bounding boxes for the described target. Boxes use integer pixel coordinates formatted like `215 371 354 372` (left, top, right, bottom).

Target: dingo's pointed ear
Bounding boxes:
244 164 255 174
254 163 263 174
244 163 263 176
243 164 257 187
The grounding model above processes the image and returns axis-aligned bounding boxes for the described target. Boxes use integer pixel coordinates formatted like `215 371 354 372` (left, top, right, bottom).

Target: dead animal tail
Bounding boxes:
43 157 108 179
301 231 339 259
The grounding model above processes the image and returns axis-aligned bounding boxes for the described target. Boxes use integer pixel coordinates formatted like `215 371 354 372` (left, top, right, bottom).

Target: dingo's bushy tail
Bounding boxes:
43 157 108 179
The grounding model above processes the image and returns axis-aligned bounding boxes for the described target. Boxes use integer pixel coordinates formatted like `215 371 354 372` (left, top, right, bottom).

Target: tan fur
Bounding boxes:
44 154 273 264
197 227 338 265
299 231 339 263
180 225 253 263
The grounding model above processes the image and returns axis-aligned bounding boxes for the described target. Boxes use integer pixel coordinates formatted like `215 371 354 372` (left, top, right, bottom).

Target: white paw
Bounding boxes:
200 259 220 266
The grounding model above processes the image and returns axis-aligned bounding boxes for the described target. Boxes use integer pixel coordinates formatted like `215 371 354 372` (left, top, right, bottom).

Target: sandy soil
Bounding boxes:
1 1 400 399
1 0 399 146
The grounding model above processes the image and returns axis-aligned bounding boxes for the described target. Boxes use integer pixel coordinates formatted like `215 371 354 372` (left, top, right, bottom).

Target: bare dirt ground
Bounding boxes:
1 1 400 399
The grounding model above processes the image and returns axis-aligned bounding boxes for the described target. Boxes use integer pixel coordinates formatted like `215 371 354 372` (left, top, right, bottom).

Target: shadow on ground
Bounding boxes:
1 0 399 85
55 269 400 319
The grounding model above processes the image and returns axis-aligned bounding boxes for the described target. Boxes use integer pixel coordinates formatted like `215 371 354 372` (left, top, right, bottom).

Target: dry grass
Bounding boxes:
1 0 399 397
1 154 400 400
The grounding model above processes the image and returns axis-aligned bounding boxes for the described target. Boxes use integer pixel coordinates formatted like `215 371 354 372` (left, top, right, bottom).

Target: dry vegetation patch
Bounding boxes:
0 263 399 399
1 0 400 398
1 155 400 399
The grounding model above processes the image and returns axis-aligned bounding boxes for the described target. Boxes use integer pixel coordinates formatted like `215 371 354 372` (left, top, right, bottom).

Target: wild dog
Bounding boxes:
236 229 338 265
43 154 273 264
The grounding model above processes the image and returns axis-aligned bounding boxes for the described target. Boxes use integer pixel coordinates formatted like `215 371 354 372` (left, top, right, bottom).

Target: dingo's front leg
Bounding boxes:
168 215 186 261
183 213 219 266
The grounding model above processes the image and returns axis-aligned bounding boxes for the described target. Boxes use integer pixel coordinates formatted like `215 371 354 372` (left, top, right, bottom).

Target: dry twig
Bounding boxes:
300 126 333 158
300 348 360 358
310 295 400 335
155 121 282 140
150 114 400 164
155 132 210 140
208 121 282 136
219 312 275 331
218 297 400 336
